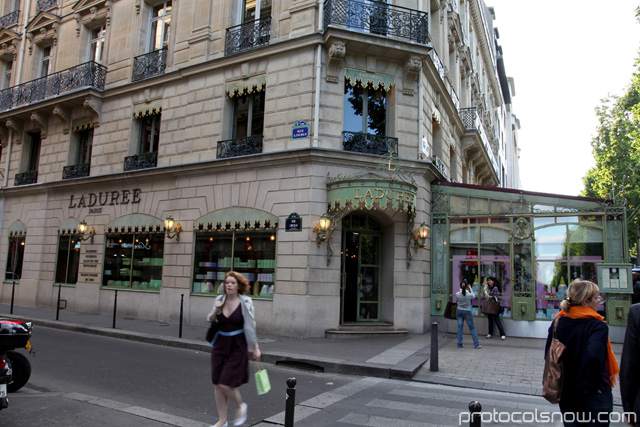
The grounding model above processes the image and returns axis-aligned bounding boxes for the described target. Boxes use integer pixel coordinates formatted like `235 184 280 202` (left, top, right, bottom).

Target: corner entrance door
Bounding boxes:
340 214 382 323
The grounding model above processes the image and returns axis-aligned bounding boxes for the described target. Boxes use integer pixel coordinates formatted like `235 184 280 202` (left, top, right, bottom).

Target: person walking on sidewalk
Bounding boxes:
545 280 619 427
455 281 481 349
207 271 261 427
620 303 640 426
484 277 506 340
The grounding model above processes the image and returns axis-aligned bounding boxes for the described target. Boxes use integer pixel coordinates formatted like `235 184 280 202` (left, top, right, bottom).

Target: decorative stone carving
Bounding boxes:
326 41 345 83
403 56 421 96
6 119 22 144
30 113 48 139
53 105 70 134
84 96 102 128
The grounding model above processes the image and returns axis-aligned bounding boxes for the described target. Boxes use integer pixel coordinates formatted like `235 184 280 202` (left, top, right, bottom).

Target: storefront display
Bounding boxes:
102 233 164 290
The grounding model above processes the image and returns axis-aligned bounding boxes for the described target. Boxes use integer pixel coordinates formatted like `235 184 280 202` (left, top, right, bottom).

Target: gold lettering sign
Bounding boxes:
328 178 417 212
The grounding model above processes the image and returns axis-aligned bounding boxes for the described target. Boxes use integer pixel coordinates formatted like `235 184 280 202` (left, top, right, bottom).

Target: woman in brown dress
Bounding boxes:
207 271 261 427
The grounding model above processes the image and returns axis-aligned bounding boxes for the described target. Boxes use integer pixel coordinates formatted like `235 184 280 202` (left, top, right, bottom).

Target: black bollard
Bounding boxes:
55 284 62 321
10 281 15 314
430 321 439 372
112 290 118 329
284 377 297 427
179 294 184 338
469 401 482 427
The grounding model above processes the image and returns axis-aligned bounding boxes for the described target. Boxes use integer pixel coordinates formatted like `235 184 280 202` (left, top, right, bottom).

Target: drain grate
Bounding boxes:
275 360 324 373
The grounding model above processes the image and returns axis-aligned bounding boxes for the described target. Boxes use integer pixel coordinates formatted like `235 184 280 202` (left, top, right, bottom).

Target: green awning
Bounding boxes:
345 68 395 92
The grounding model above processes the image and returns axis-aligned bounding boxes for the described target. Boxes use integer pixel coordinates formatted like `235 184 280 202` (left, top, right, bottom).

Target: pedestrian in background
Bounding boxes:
483 276 506 340
207 271 261 427
545 280 619 426
632 272 640 305
621 303 640 427
455 281 481 349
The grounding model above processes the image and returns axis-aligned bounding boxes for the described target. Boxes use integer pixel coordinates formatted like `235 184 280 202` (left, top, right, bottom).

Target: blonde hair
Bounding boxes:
560 280 599 312
223 271 250 295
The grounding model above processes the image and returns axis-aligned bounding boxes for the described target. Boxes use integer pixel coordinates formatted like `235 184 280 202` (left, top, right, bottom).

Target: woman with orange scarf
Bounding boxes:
545 280 619 426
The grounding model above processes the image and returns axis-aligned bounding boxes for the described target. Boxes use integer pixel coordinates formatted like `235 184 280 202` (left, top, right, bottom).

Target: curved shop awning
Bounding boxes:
195 207 278 231
225 74 267 98
133 99 163 119
345 68 395 92
327 178 417 214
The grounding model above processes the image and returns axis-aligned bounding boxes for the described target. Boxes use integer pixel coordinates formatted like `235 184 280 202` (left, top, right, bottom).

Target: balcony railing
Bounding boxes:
132 48 167 82
0 62 107 113
429 49 446 83
217 135 263 159
432 155 448 178
324 0 428 44
450 84 459 111
36 0 56 13
225 17 272 56
14 171 37 186
459 107 498 173
343 131 398 157
62 163 90 180
0 10 19 28
124 152 158 171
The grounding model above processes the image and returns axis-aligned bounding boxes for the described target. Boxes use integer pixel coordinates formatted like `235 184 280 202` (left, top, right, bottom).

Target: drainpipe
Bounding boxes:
4 0 31 187
312 0 324 148
418 63 424 160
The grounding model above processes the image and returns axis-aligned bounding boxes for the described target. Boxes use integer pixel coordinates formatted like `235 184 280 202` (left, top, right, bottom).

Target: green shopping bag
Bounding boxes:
255 362 271 395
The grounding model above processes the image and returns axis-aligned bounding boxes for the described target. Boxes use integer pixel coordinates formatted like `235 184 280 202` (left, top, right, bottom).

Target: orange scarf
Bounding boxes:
556 306 619 387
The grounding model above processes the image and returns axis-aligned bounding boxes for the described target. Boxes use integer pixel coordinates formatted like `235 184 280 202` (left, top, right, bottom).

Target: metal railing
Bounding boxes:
62 163 90 180
36 0 56 13
225 17 272 56
324 0 428 44
459 107 498 174
432 155 448 178
14 171 37 186
450 84 459 111
342 131 398 156
0 61 106 113
132 48 167 82
0 10 19 28
217 135 263 159
124 152 158 171
429 49 446 83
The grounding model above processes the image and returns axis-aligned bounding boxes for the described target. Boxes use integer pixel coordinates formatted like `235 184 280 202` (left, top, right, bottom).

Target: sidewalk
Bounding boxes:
0 303 624 405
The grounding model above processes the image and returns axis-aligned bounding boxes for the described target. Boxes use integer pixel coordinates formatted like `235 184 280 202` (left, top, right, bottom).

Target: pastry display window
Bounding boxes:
102 232 164 290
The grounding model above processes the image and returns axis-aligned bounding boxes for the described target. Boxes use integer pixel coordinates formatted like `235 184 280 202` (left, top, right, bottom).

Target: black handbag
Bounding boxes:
205 320 219 343
444 301 458 319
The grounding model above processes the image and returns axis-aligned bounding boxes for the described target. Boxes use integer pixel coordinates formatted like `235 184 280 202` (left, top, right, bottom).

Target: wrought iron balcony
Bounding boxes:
429 49 446 83
432 155 448 179
14 171 37 186
342 131 398 157
324 0 428 44
459 107 498 173
217 135 263 159
36 0 57 13
62 163 90 180
0 61 106 113
0 10 19 28
124 152 158 171
132 48 167 82
225 17 271 56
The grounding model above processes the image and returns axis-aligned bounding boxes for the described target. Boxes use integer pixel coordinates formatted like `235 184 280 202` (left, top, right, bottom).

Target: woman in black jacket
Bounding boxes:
545 280 619 426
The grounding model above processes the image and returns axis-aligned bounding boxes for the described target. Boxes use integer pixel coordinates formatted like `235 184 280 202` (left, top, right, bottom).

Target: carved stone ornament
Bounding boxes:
326 41 346 83
6 119 22 144
403 56 421 96
31 113 48 139
53 105 70 134
84 96 102 127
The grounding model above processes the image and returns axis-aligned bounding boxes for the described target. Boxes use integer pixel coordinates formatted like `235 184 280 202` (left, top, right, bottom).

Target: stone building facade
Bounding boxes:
0 0 521 337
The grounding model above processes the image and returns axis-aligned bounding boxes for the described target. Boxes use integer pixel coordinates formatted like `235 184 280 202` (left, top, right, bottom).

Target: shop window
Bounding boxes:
103 232 164 290
5 234 24 281
193 231 276 298
55 235 81 285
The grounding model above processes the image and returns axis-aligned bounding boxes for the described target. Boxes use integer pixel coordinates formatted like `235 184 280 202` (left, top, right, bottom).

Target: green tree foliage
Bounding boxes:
582 8 640 259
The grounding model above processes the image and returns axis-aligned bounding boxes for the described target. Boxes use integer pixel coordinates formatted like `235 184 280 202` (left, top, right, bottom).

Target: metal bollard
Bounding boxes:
179 294 184 338
430 321 438 372
10 281 15 314
469 401 482 427
55 284 62 321
284 377 297 427
112 290 118 329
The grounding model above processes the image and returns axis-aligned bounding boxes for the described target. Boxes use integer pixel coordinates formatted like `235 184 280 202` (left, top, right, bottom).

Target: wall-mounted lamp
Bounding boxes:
164 215 182 241
77 220 95 243
314 213 332 246
411 221 430 250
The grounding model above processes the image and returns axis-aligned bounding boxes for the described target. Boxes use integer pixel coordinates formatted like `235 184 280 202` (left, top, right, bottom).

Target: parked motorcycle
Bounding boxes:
0 318 34 410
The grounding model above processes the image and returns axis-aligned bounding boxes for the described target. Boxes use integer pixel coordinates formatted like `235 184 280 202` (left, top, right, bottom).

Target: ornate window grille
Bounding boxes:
217 135 263 159
225 17 271 56
14 171 37 186
0 62 106 113
62 163 90 180
0 10 19 28
132 48 167 82
342 131 398 157
36 0 57 13
459 108 498 174
324 0 428 44
124 152 158 171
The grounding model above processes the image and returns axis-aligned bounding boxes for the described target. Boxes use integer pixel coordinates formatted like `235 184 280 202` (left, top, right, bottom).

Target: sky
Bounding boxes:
488 0 640 196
